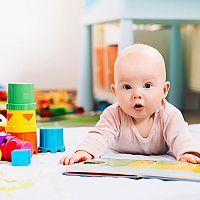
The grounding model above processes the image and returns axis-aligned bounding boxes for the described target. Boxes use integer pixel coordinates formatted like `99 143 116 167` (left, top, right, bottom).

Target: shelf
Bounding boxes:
83 0 200 25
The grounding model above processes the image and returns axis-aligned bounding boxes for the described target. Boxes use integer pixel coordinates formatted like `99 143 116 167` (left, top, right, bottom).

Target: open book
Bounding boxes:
64 158 200 182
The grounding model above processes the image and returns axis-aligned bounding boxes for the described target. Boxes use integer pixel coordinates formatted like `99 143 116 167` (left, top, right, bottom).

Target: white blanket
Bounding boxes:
0 125 200 200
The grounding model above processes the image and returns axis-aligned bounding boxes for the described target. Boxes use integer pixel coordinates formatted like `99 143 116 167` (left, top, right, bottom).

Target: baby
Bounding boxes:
60 44 200 165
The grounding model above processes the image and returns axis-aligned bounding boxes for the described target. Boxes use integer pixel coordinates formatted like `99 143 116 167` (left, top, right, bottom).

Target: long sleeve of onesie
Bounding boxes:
76 105 121 157
163 109 200 160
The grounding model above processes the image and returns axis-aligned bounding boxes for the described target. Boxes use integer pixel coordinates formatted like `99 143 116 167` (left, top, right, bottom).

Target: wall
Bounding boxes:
0 0 83 89
183 25 200 111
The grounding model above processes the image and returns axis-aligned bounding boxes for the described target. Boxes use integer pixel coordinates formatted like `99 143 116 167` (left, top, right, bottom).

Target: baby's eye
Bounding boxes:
143 83 152 88
122 84 132 90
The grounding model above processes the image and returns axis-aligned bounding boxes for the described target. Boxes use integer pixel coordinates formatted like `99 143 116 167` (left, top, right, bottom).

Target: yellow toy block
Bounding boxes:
6 110 37 133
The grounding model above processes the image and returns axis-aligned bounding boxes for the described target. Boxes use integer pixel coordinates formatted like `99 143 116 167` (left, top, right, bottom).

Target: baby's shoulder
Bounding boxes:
102 103 123 116
158 100 183 122
101 103 129 121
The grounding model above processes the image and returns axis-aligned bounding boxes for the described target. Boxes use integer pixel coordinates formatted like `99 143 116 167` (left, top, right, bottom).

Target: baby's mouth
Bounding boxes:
133 103 144 111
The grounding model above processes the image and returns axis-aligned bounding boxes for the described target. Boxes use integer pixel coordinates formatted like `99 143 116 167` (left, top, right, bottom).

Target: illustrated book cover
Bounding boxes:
64 158 200 182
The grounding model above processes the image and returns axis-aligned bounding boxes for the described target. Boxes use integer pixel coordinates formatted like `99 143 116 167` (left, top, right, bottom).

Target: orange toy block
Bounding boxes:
7 132 38 154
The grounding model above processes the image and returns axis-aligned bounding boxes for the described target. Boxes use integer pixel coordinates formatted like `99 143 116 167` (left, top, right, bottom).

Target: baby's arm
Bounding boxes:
179 152 200 164
60 150 93 165
60 105 120 165
164 108 200 162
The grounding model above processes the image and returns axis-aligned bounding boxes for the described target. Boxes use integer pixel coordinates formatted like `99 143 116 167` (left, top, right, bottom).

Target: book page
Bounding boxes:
65 158 200 182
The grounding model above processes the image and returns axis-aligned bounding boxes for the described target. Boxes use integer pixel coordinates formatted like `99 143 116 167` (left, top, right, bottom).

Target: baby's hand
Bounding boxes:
179 153 200 164
60 150 93 165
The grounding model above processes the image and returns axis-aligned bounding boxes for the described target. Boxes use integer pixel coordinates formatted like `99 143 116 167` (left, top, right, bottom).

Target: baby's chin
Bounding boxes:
128 110 155 120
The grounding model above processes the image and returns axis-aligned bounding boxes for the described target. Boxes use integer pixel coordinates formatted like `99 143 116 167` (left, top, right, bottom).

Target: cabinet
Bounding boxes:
77 0 200 111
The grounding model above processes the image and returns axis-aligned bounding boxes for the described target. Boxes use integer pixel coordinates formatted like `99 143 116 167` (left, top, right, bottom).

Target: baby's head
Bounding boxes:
111 44 170 120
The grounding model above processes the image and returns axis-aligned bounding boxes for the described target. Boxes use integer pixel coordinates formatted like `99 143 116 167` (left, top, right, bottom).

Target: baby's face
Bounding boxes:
111 47 169 121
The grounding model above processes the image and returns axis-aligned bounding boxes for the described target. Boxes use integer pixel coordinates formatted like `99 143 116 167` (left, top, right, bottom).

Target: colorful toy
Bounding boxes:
0 89 7 101
12 149 31 166
39 127 65 153
0 135 33 161
5 83 37 153
0 132 8 145
36 89 76 118
51 107 67 117
0 109 7 118
0 114 7 132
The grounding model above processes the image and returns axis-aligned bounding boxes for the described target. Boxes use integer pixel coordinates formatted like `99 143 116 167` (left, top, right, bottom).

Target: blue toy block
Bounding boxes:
39 127 65 153
11 149 31 166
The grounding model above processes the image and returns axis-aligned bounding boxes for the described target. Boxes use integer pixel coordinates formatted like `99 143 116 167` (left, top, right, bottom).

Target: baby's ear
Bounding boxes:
163 81 170 98
111 84 116 96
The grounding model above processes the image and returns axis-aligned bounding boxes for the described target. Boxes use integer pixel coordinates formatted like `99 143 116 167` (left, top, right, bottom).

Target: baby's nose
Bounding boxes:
132 88 142 99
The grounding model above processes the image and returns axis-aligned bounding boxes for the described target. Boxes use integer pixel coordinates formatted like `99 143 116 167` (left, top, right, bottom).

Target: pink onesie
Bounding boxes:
77 99 200 160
